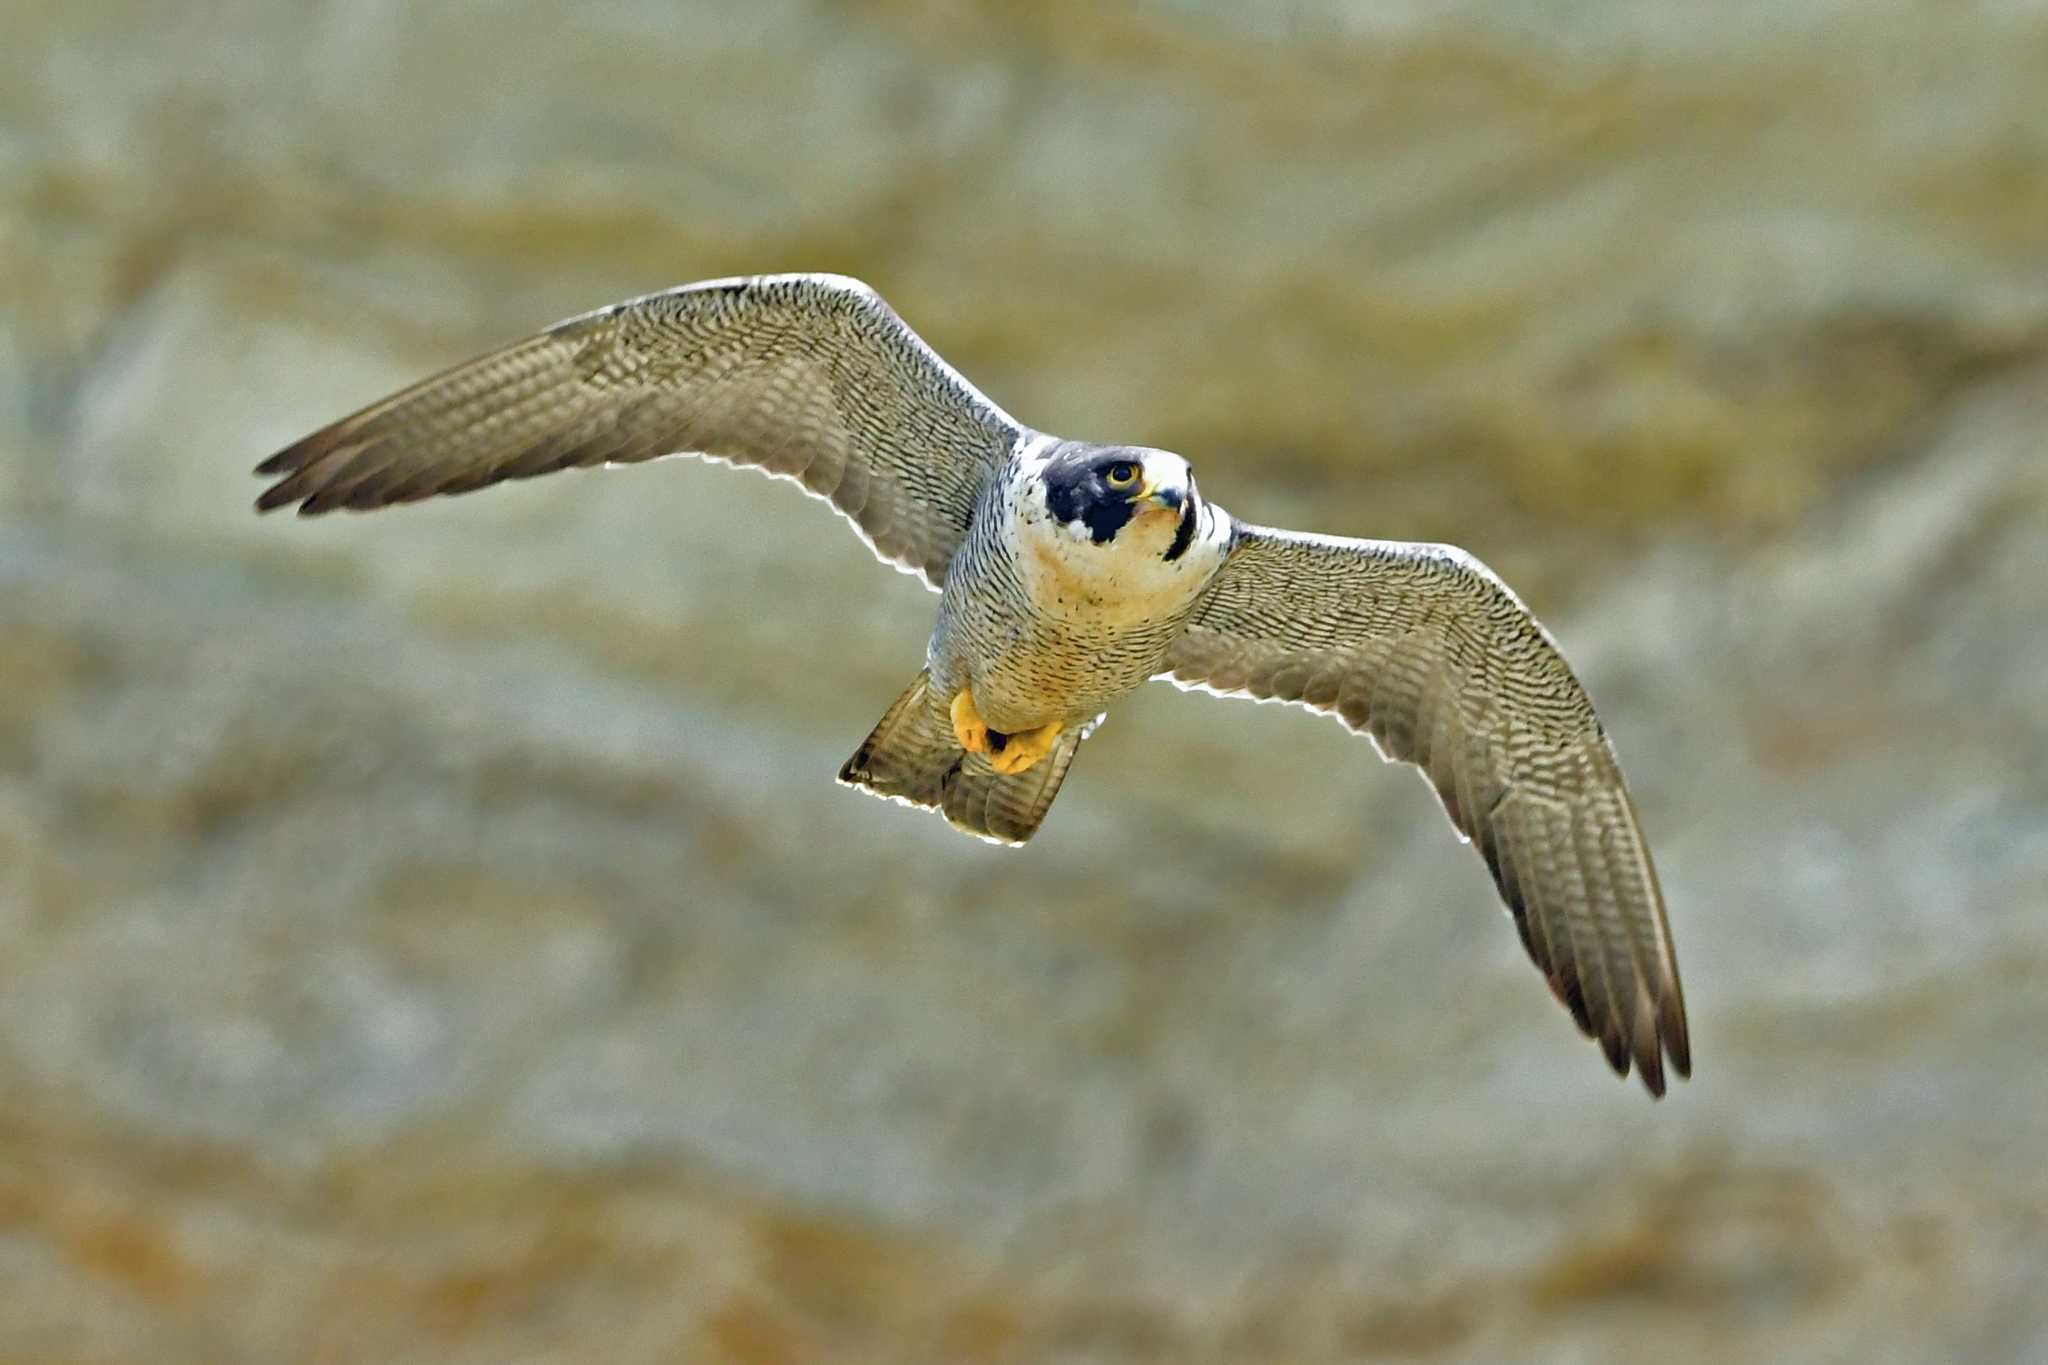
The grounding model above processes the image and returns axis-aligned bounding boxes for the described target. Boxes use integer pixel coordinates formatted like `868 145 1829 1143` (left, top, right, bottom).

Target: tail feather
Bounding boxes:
838 670 1091 846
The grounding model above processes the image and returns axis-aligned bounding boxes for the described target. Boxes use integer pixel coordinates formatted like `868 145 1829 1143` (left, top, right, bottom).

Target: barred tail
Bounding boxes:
836 670 1089 846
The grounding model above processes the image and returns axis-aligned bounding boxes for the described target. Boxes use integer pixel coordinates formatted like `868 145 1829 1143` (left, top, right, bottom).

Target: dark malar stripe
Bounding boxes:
1163 495 1198 562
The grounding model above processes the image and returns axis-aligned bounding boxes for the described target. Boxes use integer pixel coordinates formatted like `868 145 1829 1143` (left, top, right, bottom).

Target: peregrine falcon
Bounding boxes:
255 273 1690 1096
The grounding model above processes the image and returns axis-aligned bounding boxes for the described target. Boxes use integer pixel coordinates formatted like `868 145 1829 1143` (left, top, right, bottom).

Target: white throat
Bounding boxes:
1003 457 1232 627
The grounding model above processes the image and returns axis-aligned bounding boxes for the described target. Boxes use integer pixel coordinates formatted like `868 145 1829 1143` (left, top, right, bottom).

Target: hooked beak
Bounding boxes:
1130 478 1184 515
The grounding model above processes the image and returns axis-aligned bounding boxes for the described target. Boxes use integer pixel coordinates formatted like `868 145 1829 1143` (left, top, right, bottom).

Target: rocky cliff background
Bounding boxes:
3 2 2046 1361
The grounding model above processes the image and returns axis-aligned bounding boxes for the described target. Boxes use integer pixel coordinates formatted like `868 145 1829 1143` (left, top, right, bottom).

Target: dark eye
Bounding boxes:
1105 461 1139 489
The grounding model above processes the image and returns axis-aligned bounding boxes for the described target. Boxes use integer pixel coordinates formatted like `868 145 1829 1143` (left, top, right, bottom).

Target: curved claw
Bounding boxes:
989 720 1063 775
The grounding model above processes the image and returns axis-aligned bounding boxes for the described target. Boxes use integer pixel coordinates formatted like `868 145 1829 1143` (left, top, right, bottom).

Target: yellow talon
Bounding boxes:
989 720 1063 775
950 687 991 754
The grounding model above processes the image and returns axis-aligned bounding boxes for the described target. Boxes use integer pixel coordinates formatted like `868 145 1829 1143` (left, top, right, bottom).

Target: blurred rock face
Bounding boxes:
3 2 2046 1361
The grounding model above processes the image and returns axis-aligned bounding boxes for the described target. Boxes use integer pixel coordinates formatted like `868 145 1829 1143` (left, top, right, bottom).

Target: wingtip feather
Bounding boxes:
1664 1003 1693 1080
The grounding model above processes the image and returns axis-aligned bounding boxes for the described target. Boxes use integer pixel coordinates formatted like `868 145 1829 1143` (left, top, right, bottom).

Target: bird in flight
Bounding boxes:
255 273 1689 1095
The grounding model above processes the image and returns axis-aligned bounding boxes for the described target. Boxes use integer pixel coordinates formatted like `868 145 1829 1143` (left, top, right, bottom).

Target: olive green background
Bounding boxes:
3 2 2045 1361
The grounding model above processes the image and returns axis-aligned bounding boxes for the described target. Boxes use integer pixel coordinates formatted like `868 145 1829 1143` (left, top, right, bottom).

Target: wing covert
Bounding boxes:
254 273 1026 588
1161 523 1689 1095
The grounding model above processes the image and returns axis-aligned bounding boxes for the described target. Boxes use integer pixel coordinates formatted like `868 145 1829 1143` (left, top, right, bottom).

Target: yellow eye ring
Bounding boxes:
1106 461 1139 489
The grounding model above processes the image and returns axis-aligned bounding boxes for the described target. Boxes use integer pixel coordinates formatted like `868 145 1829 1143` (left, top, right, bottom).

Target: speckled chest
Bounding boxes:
930 454 1232 731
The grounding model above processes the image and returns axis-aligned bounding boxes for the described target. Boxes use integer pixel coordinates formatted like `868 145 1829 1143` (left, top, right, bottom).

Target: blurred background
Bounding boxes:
4 2 2046 1361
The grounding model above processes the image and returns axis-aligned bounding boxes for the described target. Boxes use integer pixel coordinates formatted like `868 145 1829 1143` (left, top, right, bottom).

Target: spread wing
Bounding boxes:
254 273 1027 589
1160 522 1689 1096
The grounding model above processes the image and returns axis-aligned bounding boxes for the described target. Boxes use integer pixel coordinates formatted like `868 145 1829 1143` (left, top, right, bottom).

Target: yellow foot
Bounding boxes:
989 720 1063 775
950 687 991 754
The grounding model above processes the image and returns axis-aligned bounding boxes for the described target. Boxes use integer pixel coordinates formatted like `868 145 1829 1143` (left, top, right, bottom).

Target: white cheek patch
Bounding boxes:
1055 515 1098 544
1010 468 1097 544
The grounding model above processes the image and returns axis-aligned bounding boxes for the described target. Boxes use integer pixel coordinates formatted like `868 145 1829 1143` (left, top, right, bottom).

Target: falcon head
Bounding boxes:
1038 443 1200 559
